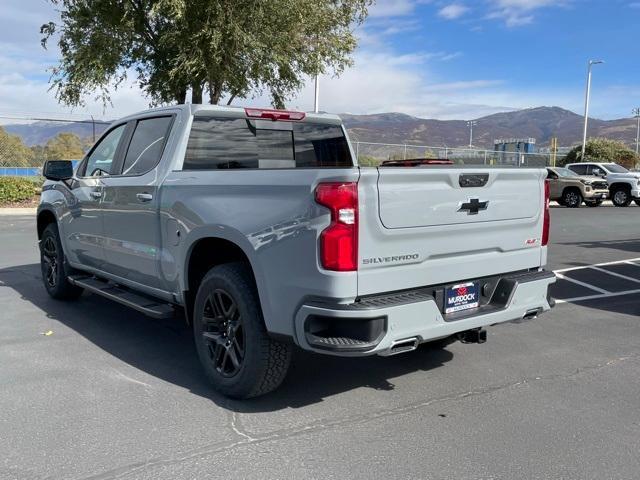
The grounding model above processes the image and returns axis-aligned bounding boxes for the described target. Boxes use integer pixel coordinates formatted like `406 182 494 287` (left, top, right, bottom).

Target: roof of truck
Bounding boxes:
117 104 342 125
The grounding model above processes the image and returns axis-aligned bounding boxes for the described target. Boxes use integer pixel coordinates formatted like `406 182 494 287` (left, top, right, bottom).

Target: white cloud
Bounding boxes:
368 0 417 17
438 4 470 20
487 0 568 27
0 71 151 122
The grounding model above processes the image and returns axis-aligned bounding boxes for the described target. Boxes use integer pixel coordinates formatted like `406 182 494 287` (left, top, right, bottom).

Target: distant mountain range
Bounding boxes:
4 121 109 146
3 106 638 149
342 106 638 149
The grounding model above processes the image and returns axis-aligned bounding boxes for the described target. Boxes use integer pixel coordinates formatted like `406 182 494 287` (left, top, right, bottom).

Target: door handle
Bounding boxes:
136 193 153 202
90 191 102 199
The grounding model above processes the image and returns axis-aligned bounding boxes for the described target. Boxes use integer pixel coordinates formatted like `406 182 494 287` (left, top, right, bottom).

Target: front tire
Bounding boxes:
612 188 631 207
562 189 582 208
193 263 292 399
39 223 84 300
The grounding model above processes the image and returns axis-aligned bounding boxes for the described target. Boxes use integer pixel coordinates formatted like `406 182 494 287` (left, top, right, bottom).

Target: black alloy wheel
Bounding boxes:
41 236 58 289
39 223 83 300
201 289 245 378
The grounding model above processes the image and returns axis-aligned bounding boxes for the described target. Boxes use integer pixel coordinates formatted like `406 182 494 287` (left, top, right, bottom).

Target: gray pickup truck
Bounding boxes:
37 105 555 398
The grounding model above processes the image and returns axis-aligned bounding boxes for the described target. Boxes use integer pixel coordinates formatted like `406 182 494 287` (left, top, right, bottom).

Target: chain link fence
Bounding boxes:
353 141 565 167
0 114 109 173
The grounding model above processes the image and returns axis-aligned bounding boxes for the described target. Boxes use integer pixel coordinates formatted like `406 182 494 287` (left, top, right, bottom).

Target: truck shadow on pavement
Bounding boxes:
0 263 454 412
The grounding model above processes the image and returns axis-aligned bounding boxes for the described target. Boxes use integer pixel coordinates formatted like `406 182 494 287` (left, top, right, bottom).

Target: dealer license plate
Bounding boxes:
444 282 480 314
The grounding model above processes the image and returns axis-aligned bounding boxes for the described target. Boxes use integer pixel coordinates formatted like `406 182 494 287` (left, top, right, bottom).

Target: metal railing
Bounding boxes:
353 141 563 167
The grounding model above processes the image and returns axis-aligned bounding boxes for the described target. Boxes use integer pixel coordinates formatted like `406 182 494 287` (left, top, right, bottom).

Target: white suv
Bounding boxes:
566 162 640 207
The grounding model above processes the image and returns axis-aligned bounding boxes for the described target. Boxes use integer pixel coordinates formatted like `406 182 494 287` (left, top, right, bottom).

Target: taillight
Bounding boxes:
315 182 358 271
542 179 550 246
244 107 305 121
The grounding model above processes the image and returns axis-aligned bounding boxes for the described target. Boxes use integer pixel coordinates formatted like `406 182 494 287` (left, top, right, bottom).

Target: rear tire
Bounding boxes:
562 188 582 208
193 262 292 399
39 223 84 300
585 199 603 207
611 188 631 207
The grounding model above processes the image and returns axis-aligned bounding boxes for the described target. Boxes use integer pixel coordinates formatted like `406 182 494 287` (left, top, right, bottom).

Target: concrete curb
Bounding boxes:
0 208 37 216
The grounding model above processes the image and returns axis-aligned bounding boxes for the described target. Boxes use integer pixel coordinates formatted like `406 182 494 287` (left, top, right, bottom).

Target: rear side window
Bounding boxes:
183 117 352 170
121 116 173 175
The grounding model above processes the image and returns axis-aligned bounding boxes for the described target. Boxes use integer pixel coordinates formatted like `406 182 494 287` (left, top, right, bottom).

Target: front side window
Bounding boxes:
83 124 126 177
568 164 587 175
121 116 173 176
183 116 353 170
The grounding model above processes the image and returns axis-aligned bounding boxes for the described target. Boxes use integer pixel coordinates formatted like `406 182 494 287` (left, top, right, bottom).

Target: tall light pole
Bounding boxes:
467 120 478 148
633 107 640 155
581 59 604 160
314 74 319 113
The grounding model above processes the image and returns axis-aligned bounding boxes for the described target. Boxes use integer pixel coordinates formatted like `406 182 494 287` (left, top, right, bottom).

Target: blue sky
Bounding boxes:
0 0 638 120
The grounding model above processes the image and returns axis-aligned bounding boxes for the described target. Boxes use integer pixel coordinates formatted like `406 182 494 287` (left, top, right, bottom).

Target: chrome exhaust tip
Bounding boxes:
387 337 420 356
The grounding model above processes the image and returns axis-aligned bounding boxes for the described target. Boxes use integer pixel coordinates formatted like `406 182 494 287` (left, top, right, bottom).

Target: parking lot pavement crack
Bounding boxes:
228 410 256 442
77 352 640 480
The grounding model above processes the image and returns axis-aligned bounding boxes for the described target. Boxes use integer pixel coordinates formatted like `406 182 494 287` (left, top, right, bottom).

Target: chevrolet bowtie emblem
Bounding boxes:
458 198 489 215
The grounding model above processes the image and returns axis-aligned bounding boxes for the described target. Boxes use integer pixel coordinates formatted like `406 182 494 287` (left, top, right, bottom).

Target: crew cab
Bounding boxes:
566 162 640 207
37 105 555 398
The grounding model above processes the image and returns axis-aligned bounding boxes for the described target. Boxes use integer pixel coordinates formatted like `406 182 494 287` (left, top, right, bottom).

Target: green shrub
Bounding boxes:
561 138 639 168
0 177 41 205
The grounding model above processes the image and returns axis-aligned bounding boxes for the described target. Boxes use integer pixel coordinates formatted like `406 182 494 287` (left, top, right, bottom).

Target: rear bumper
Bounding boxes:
294 270 556 356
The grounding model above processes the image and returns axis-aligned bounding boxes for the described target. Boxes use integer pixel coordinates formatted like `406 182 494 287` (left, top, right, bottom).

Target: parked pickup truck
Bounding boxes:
546 166 609 207
566 162 640 207
37 105 556 398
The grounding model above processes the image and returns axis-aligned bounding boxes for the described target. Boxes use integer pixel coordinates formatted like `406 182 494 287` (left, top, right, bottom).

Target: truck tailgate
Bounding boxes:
357 167 547 296
378 169 539 228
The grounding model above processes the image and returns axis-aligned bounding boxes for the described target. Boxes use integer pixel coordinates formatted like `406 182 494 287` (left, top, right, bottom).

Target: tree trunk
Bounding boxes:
192 83 203 104
209 81 222 105
176 88 187 104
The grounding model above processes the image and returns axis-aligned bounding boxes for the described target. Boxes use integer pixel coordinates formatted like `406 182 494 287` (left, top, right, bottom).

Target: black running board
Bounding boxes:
68 275 175 319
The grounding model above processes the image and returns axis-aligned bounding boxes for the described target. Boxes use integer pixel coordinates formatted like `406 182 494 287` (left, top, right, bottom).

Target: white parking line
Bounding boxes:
553 257 640 304
554 256 640 274
555 288 640 304
589 266 640 284
554 272 609 294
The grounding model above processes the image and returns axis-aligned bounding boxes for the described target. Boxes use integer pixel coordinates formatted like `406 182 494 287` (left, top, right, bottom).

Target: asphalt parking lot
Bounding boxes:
1 206 639 480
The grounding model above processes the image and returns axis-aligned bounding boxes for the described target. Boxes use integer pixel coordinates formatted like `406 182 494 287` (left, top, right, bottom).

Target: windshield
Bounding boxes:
603 163 629 174
555 168 579 178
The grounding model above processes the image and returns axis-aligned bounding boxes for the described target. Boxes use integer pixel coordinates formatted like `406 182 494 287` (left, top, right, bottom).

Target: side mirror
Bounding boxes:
43 160 74 181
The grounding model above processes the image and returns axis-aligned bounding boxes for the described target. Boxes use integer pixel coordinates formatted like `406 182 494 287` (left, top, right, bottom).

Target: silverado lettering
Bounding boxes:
362 254 420 265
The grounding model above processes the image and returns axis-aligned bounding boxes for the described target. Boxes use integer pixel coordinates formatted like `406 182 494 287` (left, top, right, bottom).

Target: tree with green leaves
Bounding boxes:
41 0 371 108
0 127 35 167
45 132 85 160
561 138 639 168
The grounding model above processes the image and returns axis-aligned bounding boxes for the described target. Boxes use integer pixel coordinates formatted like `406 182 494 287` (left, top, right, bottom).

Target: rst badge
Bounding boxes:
445 282 480 314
